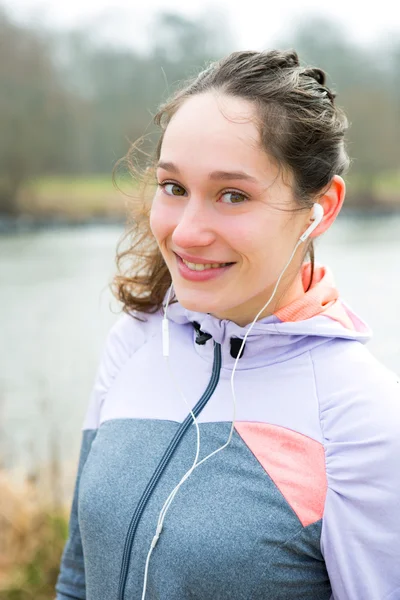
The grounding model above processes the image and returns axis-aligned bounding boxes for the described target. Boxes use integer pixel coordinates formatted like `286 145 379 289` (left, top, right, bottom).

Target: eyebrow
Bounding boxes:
156 161 259 184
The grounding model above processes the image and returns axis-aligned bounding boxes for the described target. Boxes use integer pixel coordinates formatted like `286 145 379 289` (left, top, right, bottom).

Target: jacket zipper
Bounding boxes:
117 341 222 600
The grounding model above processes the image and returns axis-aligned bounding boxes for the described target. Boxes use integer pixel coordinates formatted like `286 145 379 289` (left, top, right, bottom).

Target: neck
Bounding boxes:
211 270 305 327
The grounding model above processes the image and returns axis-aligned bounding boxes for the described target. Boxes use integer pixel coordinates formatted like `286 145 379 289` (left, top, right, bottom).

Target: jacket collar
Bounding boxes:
165 262 371 370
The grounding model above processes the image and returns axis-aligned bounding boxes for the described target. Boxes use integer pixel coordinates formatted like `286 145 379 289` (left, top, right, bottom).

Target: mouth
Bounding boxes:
173 252 235 281
179 256 234 271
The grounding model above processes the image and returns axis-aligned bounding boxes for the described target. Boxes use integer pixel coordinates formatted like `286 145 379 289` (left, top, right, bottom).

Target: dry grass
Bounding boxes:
0 471 68 600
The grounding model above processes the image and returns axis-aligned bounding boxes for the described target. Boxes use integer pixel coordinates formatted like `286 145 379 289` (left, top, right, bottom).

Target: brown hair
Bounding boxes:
112 49 350 314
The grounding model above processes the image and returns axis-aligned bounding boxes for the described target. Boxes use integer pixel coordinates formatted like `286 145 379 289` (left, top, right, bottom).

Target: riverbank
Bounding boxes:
0 173 399 233
1 203 400 236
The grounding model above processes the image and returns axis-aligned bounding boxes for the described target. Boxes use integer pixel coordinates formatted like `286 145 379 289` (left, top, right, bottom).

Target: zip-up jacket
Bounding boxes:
56 263 400 600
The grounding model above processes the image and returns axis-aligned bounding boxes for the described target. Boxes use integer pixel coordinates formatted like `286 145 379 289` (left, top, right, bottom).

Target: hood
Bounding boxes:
166 262 372 369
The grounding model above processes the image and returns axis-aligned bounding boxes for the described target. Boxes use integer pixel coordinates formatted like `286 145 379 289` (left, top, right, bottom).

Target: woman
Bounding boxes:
56 50 400 600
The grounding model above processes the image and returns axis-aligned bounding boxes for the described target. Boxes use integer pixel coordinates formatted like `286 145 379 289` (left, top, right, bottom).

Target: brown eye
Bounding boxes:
220 190 248 204
161 183 186 196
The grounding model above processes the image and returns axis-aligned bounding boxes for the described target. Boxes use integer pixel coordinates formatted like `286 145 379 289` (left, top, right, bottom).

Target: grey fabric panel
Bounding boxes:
250 519 328 599
56 429 98 600
77 419 331 599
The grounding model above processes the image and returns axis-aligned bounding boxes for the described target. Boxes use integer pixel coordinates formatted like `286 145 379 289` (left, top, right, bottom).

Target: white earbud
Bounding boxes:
299 203 324 242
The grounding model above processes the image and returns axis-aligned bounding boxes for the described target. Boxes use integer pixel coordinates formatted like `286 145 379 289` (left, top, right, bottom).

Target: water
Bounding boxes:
0 216 399 489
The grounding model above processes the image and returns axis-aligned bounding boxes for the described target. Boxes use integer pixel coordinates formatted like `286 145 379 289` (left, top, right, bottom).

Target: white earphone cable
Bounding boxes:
141 203 322 599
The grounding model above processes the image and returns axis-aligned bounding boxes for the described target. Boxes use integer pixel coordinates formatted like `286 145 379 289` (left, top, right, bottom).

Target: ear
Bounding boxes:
310 175 345 238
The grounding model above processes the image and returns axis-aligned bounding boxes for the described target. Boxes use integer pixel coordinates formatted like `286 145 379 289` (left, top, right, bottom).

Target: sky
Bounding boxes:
3 0 400 52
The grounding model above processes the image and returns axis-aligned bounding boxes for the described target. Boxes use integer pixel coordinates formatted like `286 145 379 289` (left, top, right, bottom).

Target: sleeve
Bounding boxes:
55 429 97 600
318 350 400 600
55 313 143 599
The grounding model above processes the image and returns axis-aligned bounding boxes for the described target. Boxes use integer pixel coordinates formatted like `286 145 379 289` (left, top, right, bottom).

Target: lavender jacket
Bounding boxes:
56 264 400 600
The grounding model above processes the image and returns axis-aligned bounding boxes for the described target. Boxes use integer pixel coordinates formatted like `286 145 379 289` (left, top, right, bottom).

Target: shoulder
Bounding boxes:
316 342 400 597
104 308 162 362
311 337 399 427
105 311 150 353
312 338 400 483
83 309 162 429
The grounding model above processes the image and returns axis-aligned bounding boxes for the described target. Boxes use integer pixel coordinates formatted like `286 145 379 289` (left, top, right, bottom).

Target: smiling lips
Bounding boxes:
174 252 235 281
181 257 232 271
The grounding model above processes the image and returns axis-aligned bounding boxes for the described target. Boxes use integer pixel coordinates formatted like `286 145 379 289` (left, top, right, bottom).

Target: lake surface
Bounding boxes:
1 215 399 491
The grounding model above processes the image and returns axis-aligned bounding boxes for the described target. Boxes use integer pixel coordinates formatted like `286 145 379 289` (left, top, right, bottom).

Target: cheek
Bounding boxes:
230 221 276 262
150 198 172 245
231 220 290 275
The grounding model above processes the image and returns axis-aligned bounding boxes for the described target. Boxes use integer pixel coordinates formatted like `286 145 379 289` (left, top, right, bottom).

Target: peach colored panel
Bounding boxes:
235 421 327 527
274 262 356 330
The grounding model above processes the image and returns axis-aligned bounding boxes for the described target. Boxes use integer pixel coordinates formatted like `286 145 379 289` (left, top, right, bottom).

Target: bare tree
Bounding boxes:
0 10 73 213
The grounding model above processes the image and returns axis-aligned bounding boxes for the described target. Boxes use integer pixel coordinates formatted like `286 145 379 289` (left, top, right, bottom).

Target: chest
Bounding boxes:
78 419 331 600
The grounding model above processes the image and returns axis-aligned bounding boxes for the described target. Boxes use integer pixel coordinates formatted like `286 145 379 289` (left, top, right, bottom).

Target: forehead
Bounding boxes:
160 93 272 176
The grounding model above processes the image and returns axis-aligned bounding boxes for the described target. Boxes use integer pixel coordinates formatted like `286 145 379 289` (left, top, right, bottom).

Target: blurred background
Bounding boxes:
0 0 399 596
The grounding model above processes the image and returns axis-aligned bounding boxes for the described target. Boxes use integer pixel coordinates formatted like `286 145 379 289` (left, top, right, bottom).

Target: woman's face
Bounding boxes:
150 92 311 325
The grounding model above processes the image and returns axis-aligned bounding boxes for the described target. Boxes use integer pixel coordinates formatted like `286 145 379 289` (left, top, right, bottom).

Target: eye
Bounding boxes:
220 190 249 204
158 182 187 197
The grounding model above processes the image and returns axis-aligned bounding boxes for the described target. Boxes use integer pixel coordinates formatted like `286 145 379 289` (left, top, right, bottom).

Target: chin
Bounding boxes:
173 288 223 315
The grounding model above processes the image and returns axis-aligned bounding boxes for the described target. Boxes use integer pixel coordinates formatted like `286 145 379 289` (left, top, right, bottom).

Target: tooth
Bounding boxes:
181 257 231 270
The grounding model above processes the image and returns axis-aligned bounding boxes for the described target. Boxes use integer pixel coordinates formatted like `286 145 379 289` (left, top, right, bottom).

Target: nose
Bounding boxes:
171 198 216 249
